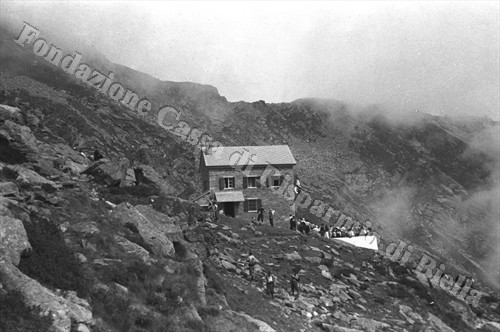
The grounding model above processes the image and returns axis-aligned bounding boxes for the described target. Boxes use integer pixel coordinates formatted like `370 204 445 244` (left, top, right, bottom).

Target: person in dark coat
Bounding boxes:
291 271 300 298
289 214 296 230
304 222 311 235
257 206 265 224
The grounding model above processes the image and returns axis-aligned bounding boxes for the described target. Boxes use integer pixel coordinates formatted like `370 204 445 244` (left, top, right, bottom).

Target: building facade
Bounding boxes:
199 145 296 217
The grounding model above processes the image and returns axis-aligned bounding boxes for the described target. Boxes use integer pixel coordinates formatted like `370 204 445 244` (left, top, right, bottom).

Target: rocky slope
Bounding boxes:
0 24 499 332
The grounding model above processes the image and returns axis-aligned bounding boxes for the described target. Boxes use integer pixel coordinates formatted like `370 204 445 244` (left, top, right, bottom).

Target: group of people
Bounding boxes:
322 224 371 238
255 206 275 227
247 251 301 300
289 215 371 238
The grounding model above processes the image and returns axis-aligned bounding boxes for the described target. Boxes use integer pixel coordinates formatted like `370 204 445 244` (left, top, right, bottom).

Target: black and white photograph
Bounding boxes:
0 1 499 331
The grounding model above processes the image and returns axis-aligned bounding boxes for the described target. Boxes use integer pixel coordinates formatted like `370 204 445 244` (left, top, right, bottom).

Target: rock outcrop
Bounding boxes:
0 181 19 196
233 311 276 332
134 164 176 195
0 120 39 163
82 158 133 186
0 215 31 266
2 163 59 191
110 202 182 257
0 257 94 332
0 104 24 124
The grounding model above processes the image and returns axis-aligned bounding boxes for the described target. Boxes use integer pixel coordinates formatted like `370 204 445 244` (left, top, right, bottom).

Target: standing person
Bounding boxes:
213 202 219 223
325 225 331 238
248 251 258 281
289 214 296 230
299 219 306 234
294 176 301 196
269 209 275 227
319 224 326 237
266 271 275 299
257 206 265 224
290 271 300 298
304 222 311 235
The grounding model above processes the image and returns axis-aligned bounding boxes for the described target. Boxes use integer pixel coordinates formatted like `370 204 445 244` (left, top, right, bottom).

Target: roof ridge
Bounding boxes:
203 145 296 167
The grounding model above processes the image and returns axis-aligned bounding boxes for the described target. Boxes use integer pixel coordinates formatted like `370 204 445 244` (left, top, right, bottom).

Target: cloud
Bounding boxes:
462 124 500 287
1 1 498 120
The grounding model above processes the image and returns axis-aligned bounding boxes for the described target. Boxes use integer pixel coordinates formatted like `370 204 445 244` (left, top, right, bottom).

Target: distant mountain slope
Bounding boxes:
1 25 498 292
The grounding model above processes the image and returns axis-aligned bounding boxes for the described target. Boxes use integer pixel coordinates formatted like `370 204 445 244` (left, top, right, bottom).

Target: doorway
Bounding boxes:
224 202 235 217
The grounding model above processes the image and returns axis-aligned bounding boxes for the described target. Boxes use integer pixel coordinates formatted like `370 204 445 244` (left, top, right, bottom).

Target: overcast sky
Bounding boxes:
1 1 499 120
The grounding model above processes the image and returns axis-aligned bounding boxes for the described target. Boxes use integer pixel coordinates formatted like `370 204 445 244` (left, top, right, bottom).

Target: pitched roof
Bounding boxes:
202 145 296 167
215 191 245 202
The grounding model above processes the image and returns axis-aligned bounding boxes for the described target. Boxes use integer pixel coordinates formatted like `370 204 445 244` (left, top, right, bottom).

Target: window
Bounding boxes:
219 177 235 190
272 176 281 187
247 199 259 212
243 176 260 189
247 176 258 188
224 177 234 189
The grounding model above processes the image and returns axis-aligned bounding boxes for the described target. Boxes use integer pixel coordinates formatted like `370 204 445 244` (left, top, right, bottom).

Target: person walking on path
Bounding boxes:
248 251 258 281
266 271 276 299
268 208 275 227
290 271 300 298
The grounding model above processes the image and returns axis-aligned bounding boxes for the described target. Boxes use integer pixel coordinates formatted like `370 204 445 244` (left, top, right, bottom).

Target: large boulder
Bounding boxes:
152 195 202 228
479 321 500 332
38 143 89 165
0 196 17 218
134 164 176 194
284 251 302 261
69 222 100 237
35 143 91 176
134 205 183 242
64 160 88 175
0 215 31 266
110 203 182 257
114 235 155 265
3 164 59 191
399 304 423 324
0 181 19 196
351 317 391 332
0 120 39 163
24 112 40 128
449 300 478 328
232 311 276 332
0 104 24 124
82 158 134 186
0 257 94 332
427 313 455 332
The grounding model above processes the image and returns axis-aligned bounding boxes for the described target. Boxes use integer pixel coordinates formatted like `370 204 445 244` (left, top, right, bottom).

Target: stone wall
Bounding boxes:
206 164 295 219
206 164 294 192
